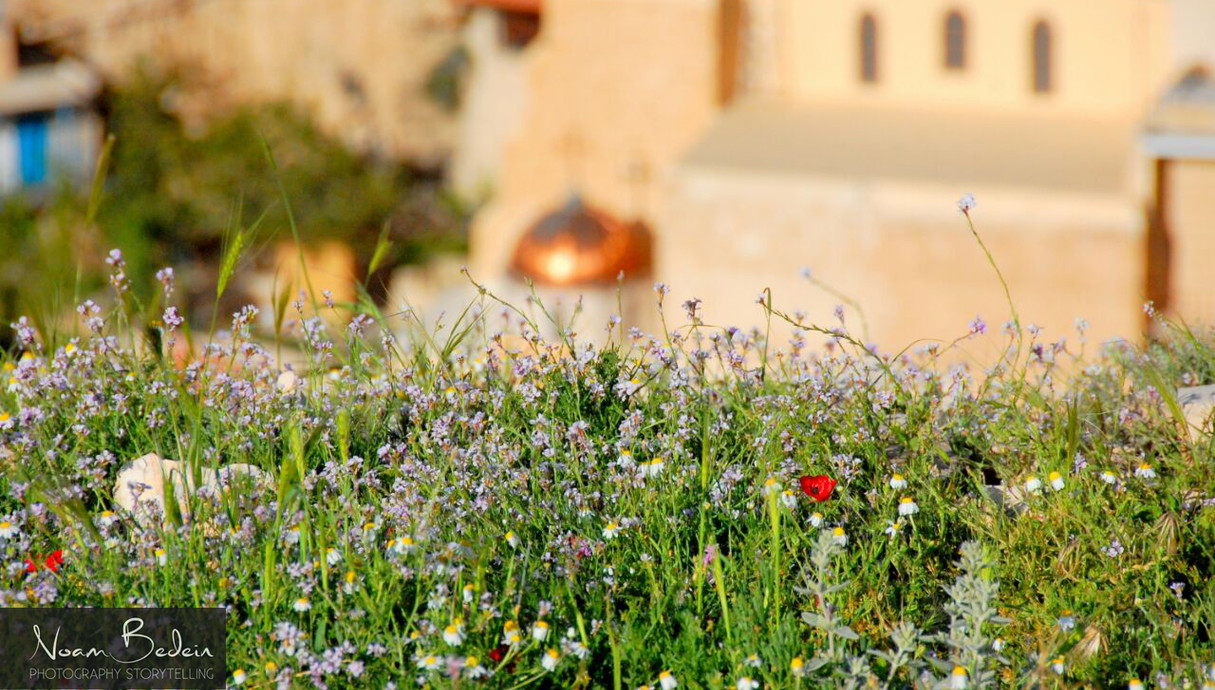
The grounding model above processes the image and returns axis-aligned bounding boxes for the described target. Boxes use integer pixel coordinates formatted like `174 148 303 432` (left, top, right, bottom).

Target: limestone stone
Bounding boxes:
1178 384 1215 439
277 369 300 394
113 452 270 528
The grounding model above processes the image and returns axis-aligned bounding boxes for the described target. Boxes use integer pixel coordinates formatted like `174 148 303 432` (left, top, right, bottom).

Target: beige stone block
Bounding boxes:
113 452 270 529
1178 384 1215 439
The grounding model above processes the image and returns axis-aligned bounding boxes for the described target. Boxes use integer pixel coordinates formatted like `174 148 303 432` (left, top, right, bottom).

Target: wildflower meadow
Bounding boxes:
1 204 1214 690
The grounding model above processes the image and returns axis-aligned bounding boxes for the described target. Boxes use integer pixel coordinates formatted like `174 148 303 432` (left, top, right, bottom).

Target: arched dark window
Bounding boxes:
945 11 966 70
860 14 878 83
1032 20 1052 93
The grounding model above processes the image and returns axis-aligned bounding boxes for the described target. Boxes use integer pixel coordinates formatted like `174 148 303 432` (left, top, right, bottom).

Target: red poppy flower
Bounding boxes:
799 474 836 502
24 549 64 574
487 645 515 672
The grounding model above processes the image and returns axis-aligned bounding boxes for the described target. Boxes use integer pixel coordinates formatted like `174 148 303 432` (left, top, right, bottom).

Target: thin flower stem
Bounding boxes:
963 210 1023 387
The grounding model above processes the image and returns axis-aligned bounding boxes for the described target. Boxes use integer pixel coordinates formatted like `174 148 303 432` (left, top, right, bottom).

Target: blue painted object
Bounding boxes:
17 115 49 186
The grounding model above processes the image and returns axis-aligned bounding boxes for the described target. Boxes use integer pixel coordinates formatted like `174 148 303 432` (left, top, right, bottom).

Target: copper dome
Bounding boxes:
510 195 652 286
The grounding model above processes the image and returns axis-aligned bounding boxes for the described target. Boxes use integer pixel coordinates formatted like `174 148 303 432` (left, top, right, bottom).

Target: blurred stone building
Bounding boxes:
456 0 1215 351
7 0 1215 351
0 2 102 194
6 0 461 163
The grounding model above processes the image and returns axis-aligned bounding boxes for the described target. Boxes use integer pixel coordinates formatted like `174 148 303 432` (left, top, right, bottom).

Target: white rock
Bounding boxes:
984 483 1028 516
277 369 300 393
113 452 270 528
1178 384 1215 441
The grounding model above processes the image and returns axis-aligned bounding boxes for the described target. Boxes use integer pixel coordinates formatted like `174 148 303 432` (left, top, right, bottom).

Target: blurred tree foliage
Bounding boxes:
0 68 467 347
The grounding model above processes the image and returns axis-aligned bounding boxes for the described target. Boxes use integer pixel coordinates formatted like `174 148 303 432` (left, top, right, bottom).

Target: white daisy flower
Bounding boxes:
502 621 523 648
603 522 621 540
950 665 968 689
790 657 805 677
443 623 464 646
889 473 907 490
416 654 440 671
832 527 848 547
541 648 560 672
388 536 416 555
1049 471 1065 491
1101 471 1117 484
505 531 520 549
780 490 797 508
293 597 311 612
736 677 760 690
464 656 487 678
1135 464 1156 479
897 496 919 516
658 670 678 689
640 458 666 477
1025 476 1042 494
532 620 550 641
809 512 824 528
1128 679 1144 690
325 548 342 566
0 521 21 540
463 584 475 604
232 669 247 685
568 639 590 659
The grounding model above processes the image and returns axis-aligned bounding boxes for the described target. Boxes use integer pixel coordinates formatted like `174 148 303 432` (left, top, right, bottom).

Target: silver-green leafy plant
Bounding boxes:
796 529 860 675
924 540 1010 689
868 620 924 688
